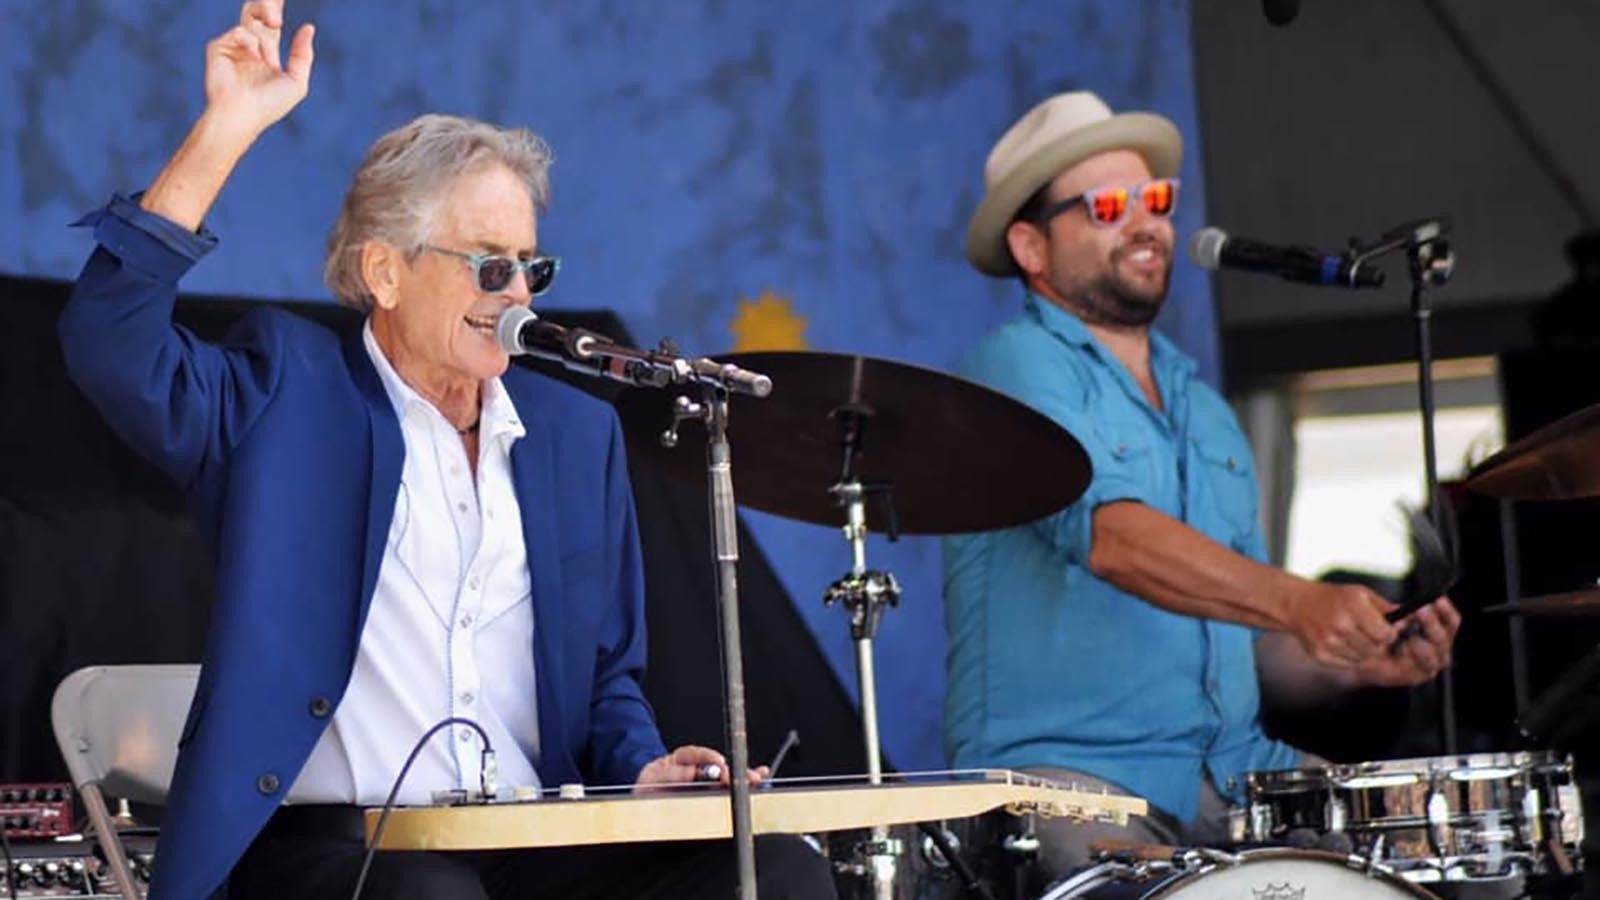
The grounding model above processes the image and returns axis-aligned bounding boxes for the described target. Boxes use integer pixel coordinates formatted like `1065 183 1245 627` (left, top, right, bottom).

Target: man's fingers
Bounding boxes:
1435 597 1463 633
670 744 726 766
208 27 257 64
1315 638 1361 669
211 23 272 71
1403 638 1441 676
246 19 281 69
285 24 315 84
240 1 285 69
1341 620 1384 661
1415 605 1452 648
1355 601 1399 646
241 0 284 29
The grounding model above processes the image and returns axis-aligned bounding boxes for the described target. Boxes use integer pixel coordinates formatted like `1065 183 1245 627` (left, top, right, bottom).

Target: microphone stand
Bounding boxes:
649 344 771 900
519 331 771 900
1347 219 1459 753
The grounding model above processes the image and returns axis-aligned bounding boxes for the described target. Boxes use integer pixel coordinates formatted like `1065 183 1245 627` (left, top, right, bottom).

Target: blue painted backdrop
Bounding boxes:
0 0 1214 773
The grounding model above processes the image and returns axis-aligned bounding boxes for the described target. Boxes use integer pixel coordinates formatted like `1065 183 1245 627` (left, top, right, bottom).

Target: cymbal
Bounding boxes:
1483 589 1600 617
614 351 1090 535
1465 404 1600 500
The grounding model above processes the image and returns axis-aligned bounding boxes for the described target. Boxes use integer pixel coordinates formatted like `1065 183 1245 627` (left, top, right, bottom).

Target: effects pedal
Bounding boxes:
2 834 155 898
0 784 74 840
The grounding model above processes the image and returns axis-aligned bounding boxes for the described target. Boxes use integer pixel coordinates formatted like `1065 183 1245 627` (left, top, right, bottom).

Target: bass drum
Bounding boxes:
1039 848 1438 899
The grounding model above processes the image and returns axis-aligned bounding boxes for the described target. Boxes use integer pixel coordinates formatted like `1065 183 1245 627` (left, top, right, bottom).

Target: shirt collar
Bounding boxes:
1023 290 1198 382
361 319 526 442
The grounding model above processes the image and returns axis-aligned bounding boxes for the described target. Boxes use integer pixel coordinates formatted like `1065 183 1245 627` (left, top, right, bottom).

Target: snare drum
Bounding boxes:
1038 847 1436 898
1239 752 1583 884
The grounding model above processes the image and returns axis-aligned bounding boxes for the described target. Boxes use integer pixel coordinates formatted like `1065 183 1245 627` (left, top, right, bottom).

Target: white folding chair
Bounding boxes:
50 664 199 899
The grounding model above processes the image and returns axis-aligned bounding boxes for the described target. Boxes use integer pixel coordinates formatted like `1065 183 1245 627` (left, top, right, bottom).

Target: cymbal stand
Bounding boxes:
1349 218 1459 751
822 407 902 900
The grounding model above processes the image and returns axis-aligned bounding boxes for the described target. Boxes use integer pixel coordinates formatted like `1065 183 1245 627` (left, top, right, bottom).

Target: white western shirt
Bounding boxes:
290 322 542 805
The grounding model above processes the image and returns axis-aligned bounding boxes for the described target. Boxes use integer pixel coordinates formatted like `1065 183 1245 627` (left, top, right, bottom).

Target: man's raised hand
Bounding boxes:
203 0 315 137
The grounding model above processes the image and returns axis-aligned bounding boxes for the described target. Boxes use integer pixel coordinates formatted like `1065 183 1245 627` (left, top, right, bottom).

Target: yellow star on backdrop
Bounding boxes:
728 289 808 352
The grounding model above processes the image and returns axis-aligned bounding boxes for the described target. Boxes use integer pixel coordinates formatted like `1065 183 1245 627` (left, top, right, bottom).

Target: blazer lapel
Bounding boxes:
510 408 567 776
341 327 403 641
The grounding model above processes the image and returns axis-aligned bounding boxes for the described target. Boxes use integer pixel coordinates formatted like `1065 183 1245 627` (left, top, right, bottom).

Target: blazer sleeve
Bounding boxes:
58 194 283 491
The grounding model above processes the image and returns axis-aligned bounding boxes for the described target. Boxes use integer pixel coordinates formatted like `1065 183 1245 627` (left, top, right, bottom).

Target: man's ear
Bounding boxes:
360 242 405 311
1005 221 1048 279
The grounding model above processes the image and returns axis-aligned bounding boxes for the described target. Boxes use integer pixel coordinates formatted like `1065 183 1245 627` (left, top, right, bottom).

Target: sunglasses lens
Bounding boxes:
476 257 517 292
526 258 557 296
1142 180 1177 217
1088 188 1129 225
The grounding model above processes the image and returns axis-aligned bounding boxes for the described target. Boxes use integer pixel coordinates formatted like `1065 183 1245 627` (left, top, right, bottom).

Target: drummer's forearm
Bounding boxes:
1087 501 1300 631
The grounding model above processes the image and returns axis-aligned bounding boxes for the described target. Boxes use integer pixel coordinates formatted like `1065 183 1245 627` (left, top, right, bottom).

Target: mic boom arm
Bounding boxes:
495 306 772 397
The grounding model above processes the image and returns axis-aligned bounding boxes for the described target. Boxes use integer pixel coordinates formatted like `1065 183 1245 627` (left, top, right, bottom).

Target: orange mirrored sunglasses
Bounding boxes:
1031 178 1180 228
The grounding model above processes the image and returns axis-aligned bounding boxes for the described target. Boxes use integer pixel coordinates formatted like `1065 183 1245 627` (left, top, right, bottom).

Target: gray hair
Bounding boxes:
323 114 554 311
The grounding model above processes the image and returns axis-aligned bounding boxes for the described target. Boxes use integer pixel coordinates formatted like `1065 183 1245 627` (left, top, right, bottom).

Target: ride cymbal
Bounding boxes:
614 351 1090 535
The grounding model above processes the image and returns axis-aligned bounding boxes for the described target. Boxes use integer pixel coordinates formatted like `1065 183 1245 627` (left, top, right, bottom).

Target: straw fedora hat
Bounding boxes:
965 91 1183 277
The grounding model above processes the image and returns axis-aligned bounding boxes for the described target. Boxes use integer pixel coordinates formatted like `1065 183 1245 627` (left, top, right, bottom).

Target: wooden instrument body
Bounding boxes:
363 770 1148 852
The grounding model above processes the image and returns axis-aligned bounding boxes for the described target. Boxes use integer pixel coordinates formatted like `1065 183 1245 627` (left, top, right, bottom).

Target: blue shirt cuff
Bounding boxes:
70 192 219 284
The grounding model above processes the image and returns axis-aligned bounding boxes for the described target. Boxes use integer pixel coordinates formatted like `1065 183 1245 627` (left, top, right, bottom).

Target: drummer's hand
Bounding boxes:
633 745 770 793
1283 581 1400 669
204 0 315 137
1354 597 1461 688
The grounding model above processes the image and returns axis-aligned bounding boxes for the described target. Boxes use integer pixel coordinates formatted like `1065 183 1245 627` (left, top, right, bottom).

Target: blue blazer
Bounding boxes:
59 196 668 900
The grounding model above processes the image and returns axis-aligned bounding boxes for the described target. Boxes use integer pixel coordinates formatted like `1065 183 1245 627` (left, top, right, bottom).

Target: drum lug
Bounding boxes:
1249 802 1273 842
1364 834 1387 875
1226 804 1248 844
1323 794 1348 833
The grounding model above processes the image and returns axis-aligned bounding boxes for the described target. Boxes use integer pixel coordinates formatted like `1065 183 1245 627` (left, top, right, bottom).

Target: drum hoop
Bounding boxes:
1141 848 1440 899
1248 750 1573 795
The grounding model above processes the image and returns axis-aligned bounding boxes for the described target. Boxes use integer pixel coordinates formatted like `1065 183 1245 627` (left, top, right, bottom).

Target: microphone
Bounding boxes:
683 357 772 399
495 305 601 360
494 306 669 388
1189 227 1384 290
1262 0 1301 26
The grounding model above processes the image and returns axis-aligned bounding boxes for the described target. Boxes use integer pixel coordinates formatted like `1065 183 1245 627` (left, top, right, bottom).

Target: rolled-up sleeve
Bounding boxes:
70 192 218 282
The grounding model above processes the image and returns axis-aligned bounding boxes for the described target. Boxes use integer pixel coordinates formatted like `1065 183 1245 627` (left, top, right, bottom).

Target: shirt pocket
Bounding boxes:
1191 437 1258 548
1097 427 1156 497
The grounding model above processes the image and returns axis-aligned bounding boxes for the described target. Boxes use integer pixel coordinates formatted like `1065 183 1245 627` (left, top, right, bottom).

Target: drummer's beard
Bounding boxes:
1051 234 1172 328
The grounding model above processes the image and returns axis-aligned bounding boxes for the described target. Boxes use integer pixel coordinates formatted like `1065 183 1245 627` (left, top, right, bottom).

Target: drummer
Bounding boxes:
942 91 1461 880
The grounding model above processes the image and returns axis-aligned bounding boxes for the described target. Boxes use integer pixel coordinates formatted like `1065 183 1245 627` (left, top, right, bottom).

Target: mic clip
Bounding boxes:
1346 217 1455 288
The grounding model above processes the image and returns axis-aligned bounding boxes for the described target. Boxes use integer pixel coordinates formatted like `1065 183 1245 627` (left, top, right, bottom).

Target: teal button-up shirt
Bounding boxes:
942 292 1299 823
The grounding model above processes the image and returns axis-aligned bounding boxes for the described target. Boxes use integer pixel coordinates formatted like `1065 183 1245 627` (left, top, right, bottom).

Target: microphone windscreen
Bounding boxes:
495 306 537 354
1188 227 1228 270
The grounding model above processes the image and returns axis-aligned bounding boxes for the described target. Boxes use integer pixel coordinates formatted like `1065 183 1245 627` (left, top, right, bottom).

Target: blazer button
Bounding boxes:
309 696 332 718
257 773 280 795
